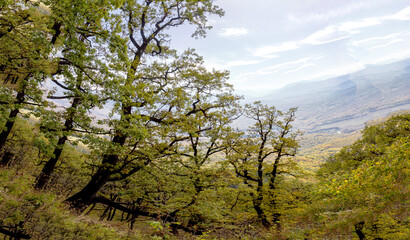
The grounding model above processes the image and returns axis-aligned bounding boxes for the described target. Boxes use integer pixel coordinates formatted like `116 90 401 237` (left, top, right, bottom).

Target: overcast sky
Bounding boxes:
168 0 410 97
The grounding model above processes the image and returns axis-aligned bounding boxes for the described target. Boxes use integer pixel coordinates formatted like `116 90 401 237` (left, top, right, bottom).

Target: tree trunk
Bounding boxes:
108 207 117 221
34 136 67 189
355 222 367 240
65 106 130 210
0 76 28 157
0 108 19 151
0 151 14 166
0 85 26 164
269 155 282 230
253 153 271 228
64 159 115 211
253 200 270 228
34 96 80 190
0 226 31 239
252 182 270 228
272 212 281 230
100 206 110 221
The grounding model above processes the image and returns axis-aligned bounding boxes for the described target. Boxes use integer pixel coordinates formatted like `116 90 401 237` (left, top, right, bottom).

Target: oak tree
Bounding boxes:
227 102 299 229
34 0 118 189
0 0 55 163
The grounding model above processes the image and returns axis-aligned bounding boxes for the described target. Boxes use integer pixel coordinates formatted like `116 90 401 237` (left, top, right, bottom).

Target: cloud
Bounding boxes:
392 6 410 20
283 63 316 75
338 18 381 33
202 61 225 71
226 60 264 67
302 17 383 45
303 63 365 82
274 55 324 71
203 59 263 71
368 47 410 64
351 33 400 46
218 28 249 37
237 68 274 77
267 57 315 71
351 32 410 48
287 1 376 24
238 55 324 78
252 15 385 58
302 26 350 45
252 42 299 58
301 47 410 81
369 39 405 50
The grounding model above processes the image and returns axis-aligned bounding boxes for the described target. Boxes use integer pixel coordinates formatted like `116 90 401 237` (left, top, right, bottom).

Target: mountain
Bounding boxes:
259 58 410 133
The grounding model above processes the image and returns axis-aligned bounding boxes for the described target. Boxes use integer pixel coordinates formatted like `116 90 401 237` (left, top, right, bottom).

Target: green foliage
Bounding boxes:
296 131 360 171
0 1 408 239
226 102 302 228
0 0 55 94
0 168 143 239
319 113 409 173
311 114 410 239
0 117 39 167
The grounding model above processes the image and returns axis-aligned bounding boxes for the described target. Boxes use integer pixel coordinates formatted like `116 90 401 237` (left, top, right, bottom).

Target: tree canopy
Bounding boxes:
0 1 408 239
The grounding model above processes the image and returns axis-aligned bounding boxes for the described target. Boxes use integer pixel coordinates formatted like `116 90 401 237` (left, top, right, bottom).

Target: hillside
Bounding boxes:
1 1 409 239
260 58 410 133
1 112 408 240
295 131 361 171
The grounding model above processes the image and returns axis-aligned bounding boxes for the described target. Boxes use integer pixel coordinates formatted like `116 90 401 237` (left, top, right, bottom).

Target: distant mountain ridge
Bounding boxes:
260 58 410 133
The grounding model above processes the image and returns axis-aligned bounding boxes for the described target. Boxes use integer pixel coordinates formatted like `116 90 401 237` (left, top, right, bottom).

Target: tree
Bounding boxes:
114 88 240 232
89 66 238 233
64 0 226 209
65 0 226 210
0 0 55 162
34 0 117 189
227 102 299 229
314 114 410 239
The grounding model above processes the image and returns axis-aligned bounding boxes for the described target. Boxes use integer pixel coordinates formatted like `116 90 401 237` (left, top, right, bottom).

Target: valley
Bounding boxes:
260 58 410 133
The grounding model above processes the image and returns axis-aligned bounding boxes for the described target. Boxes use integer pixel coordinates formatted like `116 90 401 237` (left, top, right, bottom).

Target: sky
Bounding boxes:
169 0 410 98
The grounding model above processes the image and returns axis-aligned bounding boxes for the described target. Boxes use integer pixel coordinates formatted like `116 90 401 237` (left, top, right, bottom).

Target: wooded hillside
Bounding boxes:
0 1 408 239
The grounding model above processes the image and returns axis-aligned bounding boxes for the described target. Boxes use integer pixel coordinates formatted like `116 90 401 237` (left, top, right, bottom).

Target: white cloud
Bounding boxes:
287 1 377 24
302 17 383 45
351 32 410 48
302 26 350 45
369 39 405 50
304 63 365 82
203 59 263 71
283 63 315 75
237 68 274 77
267 57 314 71
338 18 381 33
238 55 325 78
255 53 279 59
368 48 410 64
351 33 401 46
246 16 386 62
392 6 410 20
203 61 225 71
226 60 263 67
218 27 249 37
252 42 299 58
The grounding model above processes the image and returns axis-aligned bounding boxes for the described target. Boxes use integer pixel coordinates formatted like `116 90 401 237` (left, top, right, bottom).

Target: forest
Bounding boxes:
0 1 408 239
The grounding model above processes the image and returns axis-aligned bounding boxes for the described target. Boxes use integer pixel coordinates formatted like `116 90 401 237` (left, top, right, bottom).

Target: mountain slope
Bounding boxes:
260 58 410 133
